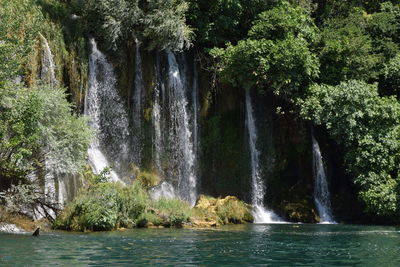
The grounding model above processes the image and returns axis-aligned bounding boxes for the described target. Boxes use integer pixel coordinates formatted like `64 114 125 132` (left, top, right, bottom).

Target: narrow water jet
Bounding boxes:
191 61 200 169
245 90 281 223
312 131 336 223
132 42 144 165
85 39 130 182
152 53 163 175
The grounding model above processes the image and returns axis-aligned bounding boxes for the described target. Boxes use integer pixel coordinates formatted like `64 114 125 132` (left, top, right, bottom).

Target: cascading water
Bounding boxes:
245 90 281 223
85 38 130 182
152 53 163 175
131 42 144 165
164 51 197 206
39 34 57 87
191 61 200 163
312 132 336 223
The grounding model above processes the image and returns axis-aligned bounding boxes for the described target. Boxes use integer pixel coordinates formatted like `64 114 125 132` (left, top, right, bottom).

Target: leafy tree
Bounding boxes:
368 2 400 60
0 83 92 184
318 9 381 85
0 0 46 81
187 0 270 47
210 1 319 98
83 0 193 51
382 54 400 96
300 80 400 217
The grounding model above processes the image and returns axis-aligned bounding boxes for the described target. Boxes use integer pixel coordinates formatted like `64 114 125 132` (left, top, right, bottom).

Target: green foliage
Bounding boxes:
136 211 162 227
215 197 253 224
153 198 191 227
300 80 400 216
368 2 400 60
382 53 400 95
83 0 193 51
88 168 112 184
0 83 92 183
0 84 42 180
136 171 161 187
210 1 319 97
0 0 45 81
187 0 269 47
118 182 150 227
54 181 150 231
318 9 381 84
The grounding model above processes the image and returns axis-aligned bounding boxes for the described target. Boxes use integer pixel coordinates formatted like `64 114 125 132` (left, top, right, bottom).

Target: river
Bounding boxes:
1 224 399 266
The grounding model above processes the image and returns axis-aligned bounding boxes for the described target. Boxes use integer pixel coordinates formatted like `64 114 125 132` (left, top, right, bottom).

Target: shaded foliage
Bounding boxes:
300 80 400 216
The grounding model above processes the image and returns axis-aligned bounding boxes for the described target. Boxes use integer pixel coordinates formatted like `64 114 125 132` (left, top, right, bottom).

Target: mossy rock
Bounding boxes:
194 195 253 225
281 202 318 223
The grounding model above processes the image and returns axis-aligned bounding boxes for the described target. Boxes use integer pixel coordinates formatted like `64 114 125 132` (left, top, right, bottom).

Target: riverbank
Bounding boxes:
0 209 51 234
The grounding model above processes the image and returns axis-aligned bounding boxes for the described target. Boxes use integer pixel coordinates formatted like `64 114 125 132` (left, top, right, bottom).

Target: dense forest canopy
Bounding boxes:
1 0 400 225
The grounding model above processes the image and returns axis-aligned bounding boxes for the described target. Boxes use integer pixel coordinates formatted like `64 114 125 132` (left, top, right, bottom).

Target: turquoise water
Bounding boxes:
1 224 400 266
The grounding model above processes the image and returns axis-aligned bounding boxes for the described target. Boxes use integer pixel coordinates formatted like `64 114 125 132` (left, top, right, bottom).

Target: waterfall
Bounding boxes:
39 34 57 87
245 90 281 223
312 132 336 223
152 53 163 174
192 61 200 162
84 39 130 182
132 42 144 165
165 51 197 206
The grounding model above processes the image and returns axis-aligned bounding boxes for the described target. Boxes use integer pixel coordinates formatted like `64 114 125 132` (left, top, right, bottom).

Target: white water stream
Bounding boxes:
85 39 130 182
245 90 281 223
312 132 336 224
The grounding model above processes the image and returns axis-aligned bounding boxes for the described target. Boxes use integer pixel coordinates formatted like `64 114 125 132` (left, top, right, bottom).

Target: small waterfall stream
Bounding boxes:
191 61 200 169
152 53 163 175
245 90 281 223
312 132 336 223
131 42 144 165
39 34 57 87
85 39 130 182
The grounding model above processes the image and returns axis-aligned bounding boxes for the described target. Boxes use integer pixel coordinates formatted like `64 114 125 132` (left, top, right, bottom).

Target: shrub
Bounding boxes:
54 181 149 231
117 182 150 227
153 198 191 227
136 211 162 227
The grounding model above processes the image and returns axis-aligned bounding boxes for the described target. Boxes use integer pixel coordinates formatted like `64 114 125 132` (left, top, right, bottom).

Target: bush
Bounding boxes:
136 171 160 188
153 198 191 227
136 212 162 227
118 182 150 227
54 181 150 231
0 83 92 185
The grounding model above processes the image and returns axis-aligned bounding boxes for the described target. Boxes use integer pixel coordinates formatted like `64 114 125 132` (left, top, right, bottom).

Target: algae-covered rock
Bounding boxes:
193 195 253 225
281 201 318 223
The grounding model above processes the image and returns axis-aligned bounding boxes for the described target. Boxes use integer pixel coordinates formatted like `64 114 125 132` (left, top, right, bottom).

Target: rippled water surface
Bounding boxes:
1 224 400 266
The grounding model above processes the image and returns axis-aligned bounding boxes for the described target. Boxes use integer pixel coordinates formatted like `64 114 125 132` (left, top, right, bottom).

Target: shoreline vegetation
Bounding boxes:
2 0 400 229
1 184 255 233
52 174 254 232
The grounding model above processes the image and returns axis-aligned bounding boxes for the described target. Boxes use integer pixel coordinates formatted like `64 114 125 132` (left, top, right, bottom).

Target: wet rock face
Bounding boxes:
0 223 25 233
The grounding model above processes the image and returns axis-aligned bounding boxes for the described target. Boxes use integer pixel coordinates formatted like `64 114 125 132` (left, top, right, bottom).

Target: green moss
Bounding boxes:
136 171 161 188
193 195 253 225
